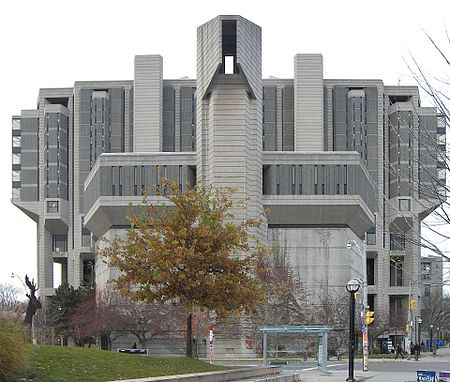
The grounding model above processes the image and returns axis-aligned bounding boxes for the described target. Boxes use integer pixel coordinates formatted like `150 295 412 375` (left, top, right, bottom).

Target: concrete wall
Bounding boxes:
95 228 124 291
269 227 364 302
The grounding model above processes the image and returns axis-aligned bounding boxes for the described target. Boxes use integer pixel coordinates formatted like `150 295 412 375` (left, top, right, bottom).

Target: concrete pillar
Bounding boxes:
294 54 323 151
321 331 328 373
133 55 163 152
263 331 267 366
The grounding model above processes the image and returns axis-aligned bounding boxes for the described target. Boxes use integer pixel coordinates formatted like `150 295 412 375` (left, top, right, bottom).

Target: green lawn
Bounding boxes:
8 345 231 382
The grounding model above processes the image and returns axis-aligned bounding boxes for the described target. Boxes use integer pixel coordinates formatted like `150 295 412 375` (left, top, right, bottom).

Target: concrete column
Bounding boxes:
174 86 181 152
133 55 163 152
294 54 323 151
263 331 267 366
276 86 283 150
321 332 328 373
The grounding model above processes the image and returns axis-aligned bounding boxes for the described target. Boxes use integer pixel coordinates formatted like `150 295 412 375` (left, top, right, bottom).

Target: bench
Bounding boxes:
117 348 149 355
269 361 289 365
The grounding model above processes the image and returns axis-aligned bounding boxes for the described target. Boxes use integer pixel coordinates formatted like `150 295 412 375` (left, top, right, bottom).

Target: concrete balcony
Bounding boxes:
44 198 69 234
387 286 410 296
264 194 374 238
84 152 196 237
11 199 41 222
262 151 376 238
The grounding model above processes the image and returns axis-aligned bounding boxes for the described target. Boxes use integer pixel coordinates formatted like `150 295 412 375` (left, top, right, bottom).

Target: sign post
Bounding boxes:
209 329 214 365
362 329 369 371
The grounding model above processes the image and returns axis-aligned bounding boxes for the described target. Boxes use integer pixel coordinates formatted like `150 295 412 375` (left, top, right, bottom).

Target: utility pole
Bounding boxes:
405 280 412 358
361 234 369 372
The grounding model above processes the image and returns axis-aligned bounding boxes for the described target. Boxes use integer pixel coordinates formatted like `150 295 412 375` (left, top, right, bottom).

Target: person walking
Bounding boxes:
395 343 404 359
432 341 437 356
414 343 420 361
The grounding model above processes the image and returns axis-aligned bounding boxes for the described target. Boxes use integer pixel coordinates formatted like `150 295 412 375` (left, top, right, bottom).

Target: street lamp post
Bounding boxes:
347 238 368 372
346 279 360 382
11 272 26 288
430 324 434 353
417 318 422 354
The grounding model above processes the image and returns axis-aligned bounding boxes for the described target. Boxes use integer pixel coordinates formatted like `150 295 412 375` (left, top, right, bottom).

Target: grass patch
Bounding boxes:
8 345 231 382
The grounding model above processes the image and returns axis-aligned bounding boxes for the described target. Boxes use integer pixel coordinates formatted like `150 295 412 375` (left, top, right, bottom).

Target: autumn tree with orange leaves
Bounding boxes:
101 179 268 357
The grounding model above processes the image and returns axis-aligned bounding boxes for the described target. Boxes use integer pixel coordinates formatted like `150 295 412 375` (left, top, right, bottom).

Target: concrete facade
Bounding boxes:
420 255 444 305
11 15 444 353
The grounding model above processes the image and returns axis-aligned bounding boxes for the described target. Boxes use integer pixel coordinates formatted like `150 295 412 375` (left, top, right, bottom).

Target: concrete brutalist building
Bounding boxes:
420 256 444 309
11 15 444 353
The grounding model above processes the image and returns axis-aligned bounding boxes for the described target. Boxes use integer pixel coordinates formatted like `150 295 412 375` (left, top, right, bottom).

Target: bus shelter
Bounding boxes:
259 325 332 373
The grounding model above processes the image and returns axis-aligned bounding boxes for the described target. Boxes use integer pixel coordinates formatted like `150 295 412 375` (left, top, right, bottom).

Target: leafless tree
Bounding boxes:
116 296 185 348
0 283 21 311
421 291 450 333
253 247 309 327
399 30 450 260
367 308 390 349
309 291 352 358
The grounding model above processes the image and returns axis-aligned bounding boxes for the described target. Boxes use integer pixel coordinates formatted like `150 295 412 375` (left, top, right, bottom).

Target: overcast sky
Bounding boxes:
0 0 449 296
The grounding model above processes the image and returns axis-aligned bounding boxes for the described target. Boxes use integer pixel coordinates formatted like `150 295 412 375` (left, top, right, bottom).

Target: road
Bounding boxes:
283 352 450 382
216 348 450 382
283 358 450 372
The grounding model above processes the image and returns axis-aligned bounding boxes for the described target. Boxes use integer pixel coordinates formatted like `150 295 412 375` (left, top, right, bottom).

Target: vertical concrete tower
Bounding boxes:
294 54 324 151
133 55 163 152
196 16 265 239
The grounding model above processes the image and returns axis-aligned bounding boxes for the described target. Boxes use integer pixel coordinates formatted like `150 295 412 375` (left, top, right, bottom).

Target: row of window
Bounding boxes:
110 165 185 197
346 96 369 161
270 165 348 195
45 113 67 199
350 256 434 289
390 233 406 251
90 94 113 167
11 118 21 197
51 230 91 252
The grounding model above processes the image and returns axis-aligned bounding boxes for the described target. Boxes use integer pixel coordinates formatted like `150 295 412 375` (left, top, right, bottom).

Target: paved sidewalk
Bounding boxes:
296 347 450 382
297 370 415 382
214 347 450 382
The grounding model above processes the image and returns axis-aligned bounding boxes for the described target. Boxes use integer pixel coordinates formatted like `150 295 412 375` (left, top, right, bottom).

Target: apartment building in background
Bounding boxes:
11 15 444 354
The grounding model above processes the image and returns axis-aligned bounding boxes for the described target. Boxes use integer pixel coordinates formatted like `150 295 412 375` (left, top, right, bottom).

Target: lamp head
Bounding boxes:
347 242 353 250
346 278 360 293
